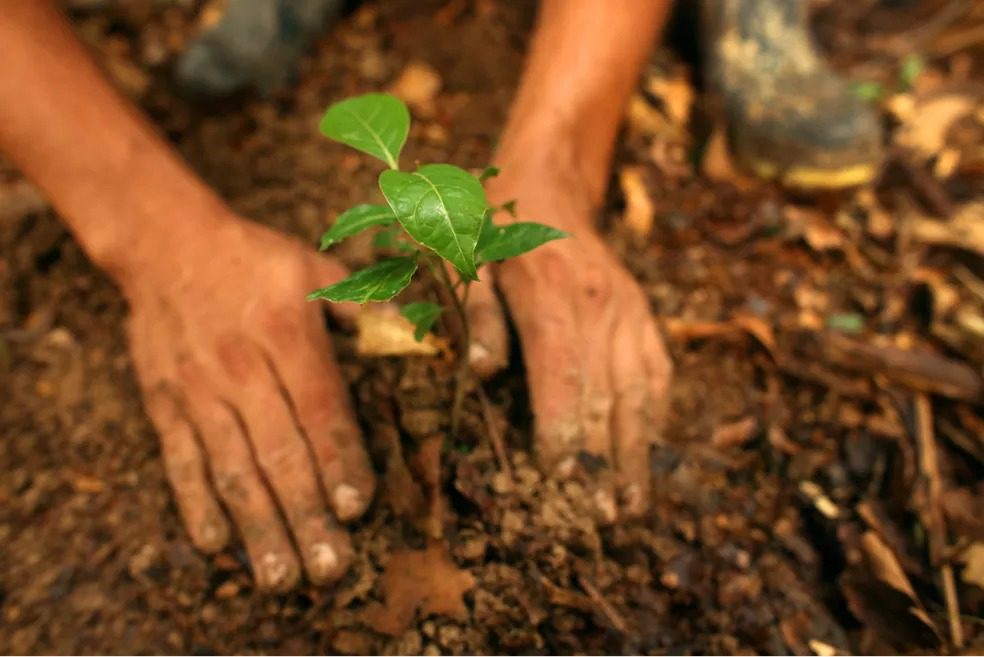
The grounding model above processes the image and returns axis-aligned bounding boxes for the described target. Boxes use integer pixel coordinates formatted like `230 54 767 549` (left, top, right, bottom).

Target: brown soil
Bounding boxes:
2 1 983 654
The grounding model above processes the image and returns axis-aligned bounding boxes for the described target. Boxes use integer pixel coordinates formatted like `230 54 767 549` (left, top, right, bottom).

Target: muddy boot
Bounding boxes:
702 0 883 189
175 0 347 99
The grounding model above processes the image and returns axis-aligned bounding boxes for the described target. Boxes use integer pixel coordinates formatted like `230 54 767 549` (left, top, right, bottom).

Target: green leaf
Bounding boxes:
477 221 568 263
401 301 443 341
500 199 517 217
826 312 865 334
320 204 396 250
900 53 925 91
479 166 500 181
850 81 883 102
320 94 410 169
307 256 417 303
379 163 487 280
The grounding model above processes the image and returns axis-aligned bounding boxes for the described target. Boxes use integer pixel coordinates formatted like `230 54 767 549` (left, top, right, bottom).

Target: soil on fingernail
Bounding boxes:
2 1 981 654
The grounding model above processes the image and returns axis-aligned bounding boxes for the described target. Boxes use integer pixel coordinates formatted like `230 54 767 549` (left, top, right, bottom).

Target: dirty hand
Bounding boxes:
122 216 374 592
467 169 673 522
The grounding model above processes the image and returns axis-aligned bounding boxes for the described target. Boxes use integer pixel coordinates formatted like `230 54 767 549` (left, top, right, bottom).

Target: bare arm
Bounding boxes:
479 0 674 520
0 0 224 277
0 0 376 591
496 0 671 206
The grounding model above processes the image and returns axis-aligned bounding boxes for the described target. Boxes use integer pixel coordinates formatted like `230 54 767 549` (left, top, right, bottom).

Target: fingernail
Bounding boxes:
468 341 490 365
594 489 617 524
310 542 339 580
197 516 228 553
260 552 290 590
332 484 364 520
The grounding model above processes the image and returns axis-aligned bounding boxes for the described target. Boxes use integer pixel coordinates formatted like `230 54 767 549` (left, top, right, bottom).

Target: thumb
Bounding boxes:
309 253 360 325
467 265 509 379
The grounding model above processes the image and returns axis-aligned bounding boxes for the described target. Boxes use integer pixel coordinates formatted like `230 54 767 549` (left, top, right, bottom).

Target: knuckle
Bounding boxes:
579 262 614 304
163 453 202 485
214 335 263 380
260 310 304 350
255 441 309 478
213 467 250 500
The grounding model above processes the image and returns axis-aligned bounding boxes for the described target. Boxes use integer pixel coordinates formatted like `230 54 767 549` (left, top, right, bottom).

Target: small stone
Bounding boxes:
359 50 387 81
214 580 240 599
213 553 241 571
490 471 513 494
332 629 373 655
127 543 159 577
200 604 217 623
455 536 487 561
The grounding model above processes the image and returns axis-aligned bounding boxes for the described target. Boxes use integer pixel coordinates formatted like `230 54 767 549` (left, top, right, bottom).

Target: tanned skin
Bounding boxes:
0 0 672 591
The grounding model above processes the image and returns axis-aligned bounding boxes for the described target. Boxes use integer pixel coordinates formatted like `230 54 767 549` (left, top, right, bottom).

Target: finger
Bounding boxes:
466 265 509 379
611 317 655 518
177 362 301 593
264 307 375 522
309 253 359 325
572 264 618 523
643 319 673 427
498 253 585 475
128 318 231 553
143 385 232 553
213 336 354 584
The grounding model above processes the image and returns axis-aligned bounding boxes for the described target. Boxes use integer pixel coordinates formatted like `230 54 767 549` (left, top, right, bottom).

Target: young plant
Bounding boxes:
308 93 566 430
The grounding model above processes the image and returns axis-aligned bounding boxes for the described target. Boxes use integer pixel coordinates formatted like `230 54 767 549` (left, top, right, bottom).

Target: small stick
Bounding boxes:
578 575 628 634
914 393 964 649
476 383 512 478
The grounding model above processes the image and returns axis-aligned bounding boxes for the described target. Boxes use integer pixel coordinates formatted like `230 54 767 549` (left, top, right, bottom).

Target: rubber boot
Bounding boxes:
175 0 346 99
702 0 883 189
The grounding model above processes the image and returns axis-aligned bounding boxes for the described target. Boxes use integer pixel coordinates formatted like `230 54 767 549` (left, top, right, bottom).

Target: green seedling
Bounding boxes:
308 93 567 430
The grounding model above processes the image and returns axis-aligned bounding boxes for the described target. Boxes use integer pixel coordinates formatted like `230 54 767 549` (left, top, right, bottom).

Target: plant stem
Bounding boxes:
433 263 471 435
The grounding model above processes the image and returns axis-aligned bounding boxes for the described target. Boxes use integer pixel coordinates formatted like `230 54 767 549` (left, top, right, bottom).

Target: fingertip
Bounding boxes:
306 533 354 585
331 482 371 522
192 513 232 554
468 340 507 380
256 551 302 593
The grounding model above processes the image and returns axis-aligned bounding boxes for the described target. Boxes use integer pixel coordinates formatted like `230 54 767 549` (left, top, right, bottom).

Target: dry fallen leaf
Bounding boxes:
960 542 984 590
710 416 758 449
356 306 446 357
909 201 984 257
784 205 845 251
644 67 694 127
855 188 894 240
361 542 475 636
840 530 941 649
702 125 758 191
389 61 442 117
618 165 655 239
895 92 975 159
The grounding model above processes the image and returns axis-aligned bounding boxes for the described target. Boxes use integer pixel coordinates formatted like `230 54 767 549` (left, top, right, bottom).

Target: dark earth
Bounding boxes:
2 0 984 654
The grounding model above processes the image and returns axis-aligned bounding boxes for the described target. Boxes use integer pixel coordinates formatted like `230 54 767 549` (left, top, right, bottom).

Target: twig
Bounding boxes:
914 393 964 649
433 262 472 435
475 383 512 478
578 575 628 634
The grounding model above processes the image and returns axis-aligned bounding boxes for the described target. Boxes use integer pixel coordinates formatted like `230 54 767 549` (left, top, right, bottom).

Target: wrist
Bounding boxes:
493 113 613 213
80 169 235 286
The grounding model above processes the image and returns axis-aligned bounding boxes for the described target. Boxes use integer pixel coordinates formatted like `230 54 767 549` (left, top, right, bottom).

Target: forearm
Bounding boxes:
0 0 227 279
496 0 671 207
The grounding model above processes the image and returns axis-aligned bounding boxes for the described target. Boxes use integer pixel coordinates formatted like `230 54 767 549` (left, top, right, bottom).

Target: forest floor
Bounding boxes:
1 0 983 654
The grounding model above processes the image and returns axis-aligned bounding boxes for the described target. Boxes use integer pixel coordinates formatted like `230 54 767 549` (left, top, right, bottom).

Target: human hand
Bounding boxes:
471 167 672 521
122 216 374 592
